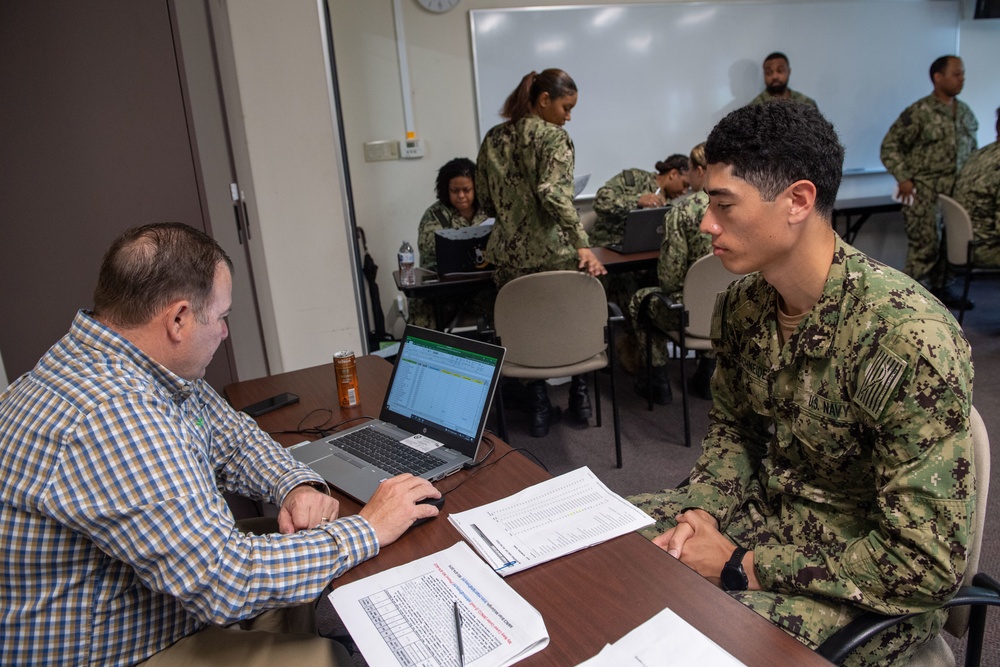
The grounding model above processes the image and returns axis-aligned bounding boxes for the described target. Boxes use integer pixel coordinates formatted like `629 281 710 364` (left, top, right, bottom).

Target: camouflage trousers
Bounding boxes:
408 288 496 331
627 286 681 367
599 270 656 334
902 177 954 286
973 239 1000 267
627 484 944 666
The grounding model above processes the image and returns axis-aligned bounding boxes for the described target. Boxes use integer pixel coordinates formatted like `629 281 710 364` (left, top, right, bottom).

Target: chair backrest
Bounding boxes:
681 253 741 339
944 405 991 638
939 194 974 266
494 270 607 368
579 208 598 234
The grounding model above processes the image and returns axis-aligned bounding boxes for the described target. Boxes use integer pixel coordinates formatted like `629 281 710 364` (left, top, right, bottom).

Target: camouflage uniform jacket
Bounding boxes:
749 89 818 109
658 190 712 301
880 95 978 186
954 141 1000 246
417 201 489 272
689 236 975 616
477 115 588 275
590 168 659 247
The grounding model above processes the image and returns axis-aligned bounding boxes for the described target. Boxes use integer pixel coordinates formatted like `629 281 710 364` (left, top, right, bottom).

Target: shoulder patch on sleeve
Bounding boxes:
710 290 726 340
855 345 908 419
623 169 635 187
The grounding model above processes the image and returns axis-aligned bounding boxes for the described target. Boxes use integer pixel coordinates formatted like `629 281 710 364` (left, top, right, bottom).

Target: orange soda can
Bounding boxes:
334 351 359 407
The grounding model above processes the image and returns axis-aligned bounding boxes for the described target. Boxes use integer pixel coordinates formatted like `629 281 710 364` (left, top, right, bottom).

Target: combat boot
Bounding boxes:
527 380 561 438
567 374 592 423
634 365 672 405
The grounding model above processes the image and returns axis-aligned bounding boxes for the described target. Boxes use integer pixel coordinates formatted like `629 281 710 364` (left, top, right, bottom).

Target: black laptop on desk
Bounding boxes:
435 225 493 276
605 207 667 253
288 326 505 503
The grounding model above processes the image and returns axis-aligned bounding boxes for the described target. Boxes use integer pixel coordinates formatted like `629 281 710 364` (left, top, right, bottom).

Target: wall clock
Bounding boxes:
416 0 459 13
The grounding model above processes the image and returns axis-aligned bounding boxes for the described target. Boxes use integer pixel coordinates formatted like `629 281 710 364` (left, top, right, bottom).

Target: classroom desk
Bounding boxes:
833 196 903 244
224 357 831 667
393 248 659 298
590 246 659 273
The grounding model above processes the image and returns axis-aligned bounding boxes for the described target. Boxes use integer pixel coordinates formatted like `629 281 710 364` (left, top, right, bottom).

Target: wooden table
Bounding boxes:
393 248 658 299
224 357 831 667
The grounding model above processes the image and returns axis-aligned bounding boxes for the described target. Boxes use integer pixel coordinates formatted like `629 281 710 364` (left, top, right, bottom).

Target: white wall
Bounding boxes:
225 0 363 371
326 0 999 321
959 16 1000 145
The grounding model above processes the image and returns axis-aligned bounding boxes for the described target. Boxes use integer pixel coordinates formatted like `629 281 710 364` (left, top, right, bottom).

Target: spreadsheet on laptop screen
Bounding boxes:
384 335 498 440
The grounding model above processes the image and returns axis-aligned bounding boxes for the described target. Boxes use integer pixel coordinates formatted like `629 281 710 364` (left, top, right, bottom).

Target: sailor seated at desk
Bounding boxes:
591 153 690 374
629 103 974 666
628 142 716 404
410 157 493 330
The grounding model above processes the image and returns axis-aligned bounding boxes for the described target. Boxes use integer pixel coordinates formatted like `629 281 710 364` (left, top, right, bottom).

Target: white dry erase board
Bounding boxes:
470 0 959 193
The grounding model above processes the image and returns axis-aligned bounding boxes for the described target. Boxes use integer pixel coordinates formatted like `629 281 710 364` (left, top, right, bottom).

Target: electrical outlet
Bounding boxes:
363 140 399 162
400 138 424 159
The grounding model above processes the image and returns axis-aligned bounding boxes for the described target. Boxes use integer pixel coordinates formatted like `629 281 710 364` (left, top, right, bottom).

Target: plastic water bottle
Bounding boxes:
398 240 415 286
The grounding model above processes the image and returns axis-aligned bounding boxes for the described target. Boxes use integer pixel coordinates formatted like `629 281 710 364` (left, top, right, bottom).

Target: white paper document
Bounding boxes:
575 607 745 666
448 466 654 576
330 541 548 667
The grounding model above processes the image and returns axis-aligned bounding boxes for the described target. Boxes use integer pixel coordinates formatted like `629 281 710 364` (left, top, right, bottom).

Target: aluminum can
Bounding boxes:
334 350 359 407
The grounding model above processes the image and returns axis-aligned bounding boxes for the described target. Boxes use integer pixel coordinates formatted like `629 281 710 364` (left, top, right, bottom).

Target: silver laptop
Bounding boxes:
289 325 505 503
605 207 667 253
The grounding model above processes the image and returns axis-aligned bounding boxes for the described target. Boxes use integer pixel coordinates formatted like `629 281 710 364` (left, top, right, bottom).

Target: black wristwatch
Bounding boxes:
720 546 749 591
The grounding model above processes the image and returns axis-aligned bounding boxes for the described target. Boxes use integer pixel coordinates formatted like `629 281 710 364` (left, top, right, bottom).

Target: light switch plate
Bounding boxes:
363 140 399 162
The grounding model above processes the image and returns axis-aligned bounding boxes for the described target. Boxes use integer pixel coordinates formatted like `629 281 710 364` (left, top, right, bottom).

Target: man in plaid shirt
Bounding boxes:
0 223 440 666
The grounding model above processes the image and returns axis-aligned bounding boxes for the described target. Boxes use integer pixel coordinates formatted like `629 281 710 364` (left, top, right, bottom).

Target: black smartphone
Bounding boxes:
241 392 299 418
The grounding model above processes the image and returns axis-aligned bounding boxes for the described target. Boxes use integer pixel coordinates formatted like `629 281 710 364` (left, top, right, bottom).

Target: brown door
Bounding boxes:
0 0 257 390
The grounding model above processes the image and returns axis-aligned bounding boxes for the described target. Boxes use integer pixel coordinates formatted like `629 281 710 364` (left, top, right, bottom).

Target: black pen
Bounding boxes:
453 600 465 666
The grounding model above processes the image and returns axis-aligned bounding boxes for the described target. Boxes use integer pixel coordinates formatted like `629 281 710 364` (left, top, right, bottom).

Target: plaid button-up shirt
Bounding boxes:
0 311 378 665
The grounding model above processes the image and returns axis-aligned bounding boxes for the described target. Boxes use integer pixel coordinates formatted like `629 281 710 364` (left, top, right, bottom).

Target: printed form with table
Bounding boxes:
329 467 747 666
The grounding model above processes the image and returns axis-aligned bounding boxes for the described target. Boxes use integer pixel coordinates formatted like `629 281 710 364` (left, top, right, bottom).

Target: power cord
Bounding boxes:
441 431 549 496
268 410 375 439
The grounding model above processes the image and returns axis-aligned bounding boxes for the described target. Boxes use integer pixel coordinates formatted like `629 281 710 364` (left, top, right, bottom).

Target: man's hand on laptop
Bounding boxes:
278 484 341 533
360 475 442 546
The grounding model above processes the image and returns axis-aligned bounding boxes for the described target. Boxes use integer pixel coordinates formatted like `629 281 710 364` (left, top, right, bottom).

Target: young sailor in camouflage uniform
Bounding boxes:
591 154 689 373
409 157 491 329
477 69 606 437
629 102 975 665
628 144 714 403
589 155 688 248
748 52 818 109
954 107 1000 266
880 55 978 303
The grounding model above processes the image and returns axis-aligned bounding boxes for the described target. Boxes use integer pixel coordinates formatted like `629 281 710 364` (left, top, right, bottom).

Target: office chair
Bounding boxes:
489 270 626 467
637 253 739 448
939 194 1000 326
817 406 1000 666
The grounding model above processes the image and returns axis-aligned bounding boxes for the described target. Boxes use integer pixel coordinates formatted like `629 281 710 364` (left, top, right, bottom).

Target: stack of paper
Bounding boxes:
576 607 745 666
448 467 654 576
330 542 548 667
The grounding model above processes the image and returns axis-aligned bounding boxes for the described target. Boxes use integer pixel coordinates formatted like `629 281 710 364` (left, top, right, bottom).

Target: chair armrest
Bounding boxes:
637 290 683 323
637 290 686 335
607 300 625 323
816 577 1000 665
477 318 498 345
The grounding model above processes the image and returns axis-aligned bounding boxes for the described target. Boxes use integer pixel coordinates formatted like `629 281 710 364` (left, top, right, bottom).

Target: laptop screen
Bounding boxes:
381 326 505 453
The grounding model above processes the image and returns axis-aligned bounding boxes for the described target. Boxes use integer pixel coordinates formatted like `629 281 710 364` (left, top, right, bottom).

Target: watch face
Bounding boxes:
721 547 749 591
417 0 459 13
721 564 748 592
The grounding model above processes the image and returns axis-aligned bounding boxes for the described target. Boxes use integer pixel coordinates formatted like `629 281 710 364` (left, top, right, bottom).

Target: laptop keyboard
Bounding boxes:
335 427 447 476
